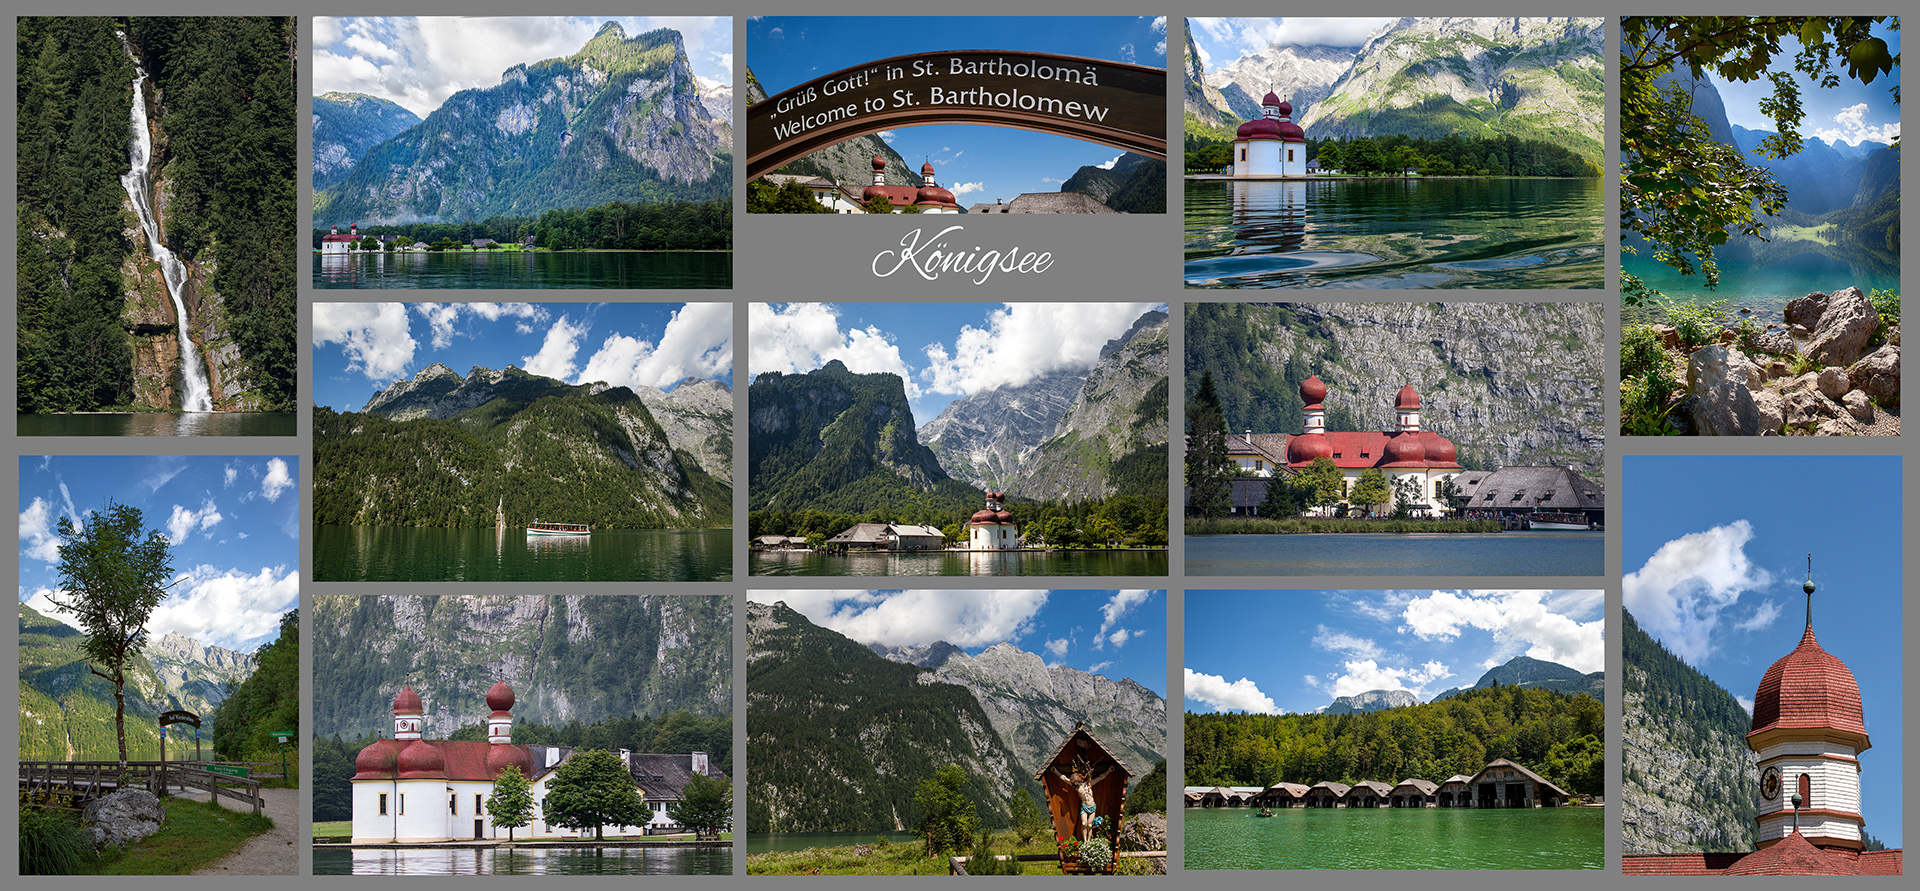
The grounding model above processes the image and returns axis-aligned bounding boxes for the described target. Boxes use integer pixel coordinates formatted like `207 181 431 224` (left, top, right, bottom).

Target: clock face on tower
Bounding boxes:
1761 765 1781 801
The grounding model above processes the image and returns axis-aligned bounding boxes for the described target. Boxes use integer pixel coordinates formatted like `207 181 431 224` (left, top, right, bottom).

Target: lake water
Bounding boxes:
314 525 733 582
313 251 731 289
17 412 296 437
1185 532 1602 576
1185 805 1602 870
746 831 922 856
1621 249 1899 320
748 549 1168 577
313 845 730 875
1185 178 1603 289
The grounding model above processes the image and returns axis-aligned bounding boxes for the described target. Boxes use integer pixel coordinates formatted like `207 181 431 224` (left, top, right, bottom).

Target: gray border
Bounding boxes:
1 2 1912 888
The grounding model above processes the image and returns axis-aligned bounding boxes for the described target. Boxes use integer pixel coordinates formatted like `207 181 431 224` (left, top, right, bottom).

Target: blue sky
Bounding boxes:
1185 589 1603 716
19 456 299 654
749 302 1163 422
1709 20 1901 146
1623 455 1902 847
313 302 732 411
748 16 1166 205
314 17 733 118
749 589 1166 696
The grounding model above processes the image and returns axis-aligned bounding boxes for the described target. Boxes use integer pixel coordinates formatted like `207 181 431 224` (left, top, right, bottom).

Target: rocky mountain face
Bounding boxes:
312 594 731 739
1729 126 1871 216
19 604 257 760
1195 303 1604 478
1189 17 1603 163
1622 610 1757 853
744 64 919 190
920 311 1169 502
312 91 422 191
635 378 733 480
1058 153 1166 213
1324 688 1420 714
871 640 1166 781
695 76 733 123
747 601 1025 833
1432 655 1604 703
316 364 730 529
1011 312 1170 500
748 361 967 513
1183 24 1239 138
316 23 730 224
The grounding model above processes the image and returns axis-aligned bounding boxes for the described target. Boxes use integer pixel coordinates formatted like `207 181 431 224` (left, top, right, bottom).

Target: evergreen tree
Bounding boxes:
489 765 534 841
667 771 731 839
1185 370 1232 521
1127 759 1168 815
542 749 646 840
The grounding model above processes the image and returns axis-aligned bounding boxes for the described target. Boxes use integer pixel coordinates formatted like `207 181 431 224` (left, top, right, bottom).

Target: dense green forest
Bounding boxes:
313 387 730 529
19 604 164 761
1185 684 1604 797
1621 609 1757 851
747 491 1168 548
17 17 297 412
309 198 730 252
212 610 298 761
1187 130 1599 178
311 710 729 822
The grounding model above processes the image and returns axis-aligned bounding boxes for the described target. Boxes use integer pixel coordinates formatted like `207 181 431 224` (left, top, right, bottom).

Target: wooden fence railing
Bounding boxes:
19 760 265 815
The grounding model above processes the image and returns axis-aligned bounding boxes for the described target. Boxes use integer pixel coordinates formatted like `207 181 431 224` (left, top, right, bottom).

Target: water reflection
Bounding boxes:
314 845 730 875
17 412 297 437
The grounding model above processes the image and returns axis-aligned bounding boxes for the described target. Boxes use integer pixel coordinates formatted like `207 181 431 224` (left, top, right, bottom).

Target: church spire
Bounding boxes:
1803 553 1814 630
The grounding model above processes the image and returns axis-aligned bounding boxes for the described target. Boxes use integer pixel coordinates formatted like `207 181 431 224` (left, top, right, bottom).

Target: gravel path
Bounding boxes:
189 786 299 875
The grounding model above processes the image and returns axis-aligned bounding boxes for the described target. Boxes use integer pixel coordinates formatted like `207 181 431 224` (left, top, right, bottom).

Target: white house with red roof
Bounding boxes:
1284 375 1463 515
320 224 362 253
1229 92 1308 177
966 489 1020 550
351 682 722 842
860 156 962 213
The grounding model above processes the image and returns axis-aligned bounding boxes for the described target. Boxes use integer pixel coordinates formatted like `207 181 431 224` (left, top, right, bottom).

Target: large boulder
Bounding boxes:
1783 291 1828 328
1846 344 1900 406
1803 287 1877 367
1843 390 1875 423
81 789 166 849
1118 811 1166 852
1682 345 1764 435
1752 390 1785 433
1816 367 1851 400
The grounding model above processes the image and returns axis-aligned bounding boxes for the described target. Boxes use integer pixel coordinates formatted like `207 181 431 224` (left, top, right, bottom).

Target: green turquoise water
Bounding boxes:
313 250 731 289
1185 805 1603 870
314 525 732 582
1186 178 1603 289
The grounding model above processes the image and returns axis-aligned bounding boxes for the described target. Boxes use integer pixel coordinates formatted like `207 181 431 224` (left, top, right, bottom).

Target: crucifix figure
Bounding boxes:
1050 756 1114 843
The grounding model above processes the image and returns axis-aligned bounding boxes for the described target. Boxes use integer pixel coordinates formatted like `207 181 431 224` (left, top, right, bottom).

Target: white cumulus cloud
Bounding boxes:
748 304 921 398
574 303 731 391
521 314 592 381
920 304 1160 397
1400 589 1605 674
147 565 300 652
1312 625 1382 660
1185 668 1280 714
1319 658 1452 699
166 500 224 545
751 590 1048 649
314 303 417 382
260 459 294 503
19 498 64 563
1813 102 1900 147
1623 522 1774 665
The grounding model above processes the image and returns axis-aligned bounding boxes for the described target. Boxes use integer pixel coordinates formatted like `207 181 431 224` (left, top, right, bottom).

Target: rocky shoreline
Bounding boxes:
1637 287 1899 436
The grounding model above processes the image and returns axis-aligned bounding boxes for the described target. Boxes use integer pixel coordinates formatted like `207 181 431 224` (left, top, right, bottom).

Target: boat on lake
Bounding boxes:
1528 511 1597 531
527 520 590 536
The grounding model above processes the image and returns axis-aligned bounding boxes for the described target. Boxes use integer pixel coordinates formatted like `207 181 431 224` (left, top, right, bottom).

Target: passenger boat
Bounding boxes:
527 520 590 536
1528 511 1595 531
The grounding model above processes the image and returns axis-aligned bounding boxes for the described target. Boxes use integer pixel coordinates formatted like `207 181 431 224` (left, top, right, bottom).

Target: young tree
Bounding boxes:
1296 457 1346 515
667 771 732 839
489 765 534 841
1351 470 1392 517
1391 476 1425 519
862 193 898 214
49 501 175 769
1435 476 1470 517
1009 787 1048 844
1256 476 1303 519
542 749 646 840
1185 370 1232 521
913 764 979 856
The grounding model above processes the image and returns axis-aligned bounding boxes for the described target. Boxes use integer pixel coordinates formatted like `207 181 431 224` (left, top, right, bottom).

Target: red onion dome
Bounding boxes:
1277 121 1306 141
1300 375 1328 407
1287 434 1333 464
920 161 937 178
916 185 956 205
1748 626 1867 746
872 155 888 172
353 738 404 778
487 743 535 780
486 681 515 713
397 739 446 778
1237 117 1282 140
970 509 997 524
1395 384 1422 410
1421 433 1458 465
994 510 1013 523
1262 92 1282 107
1384 435 1426 464
392 685 423 714
1275 100 1293 117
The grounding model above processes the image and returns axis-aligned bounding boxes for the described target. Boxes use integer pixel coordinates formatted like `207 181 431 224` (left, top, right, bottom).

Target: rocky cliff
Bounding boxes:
317 23 730 225
1183 23 1240 139
1621 609 1757 853
312 594 731 739
920 370 1085 490
312 91 422 191
1323 688 1421 714
747 601 1024 833
871 640 1166 780
1190 303 1604 477
635 378 734 480
1206 43 1357 126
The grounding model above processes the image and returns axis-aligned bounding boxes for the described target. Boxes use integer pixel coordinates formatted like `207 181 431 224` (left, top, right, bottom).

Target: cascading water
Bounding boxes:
117 32 213 412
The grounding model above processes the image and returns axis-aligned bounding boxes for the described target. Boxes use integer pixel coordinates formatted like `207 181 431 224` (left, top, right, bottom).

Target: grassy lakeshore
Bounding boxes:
1186 517 1502 535
22 797 274 875
748 832 1161 876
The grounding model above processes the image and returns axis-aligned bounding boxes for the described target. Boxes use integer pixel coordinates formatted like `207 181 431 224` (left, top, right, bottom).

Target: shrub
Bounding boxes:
1621 367 1680 437
20 804 95 875
1869 288 1900 343
1620 324 1667 378
1661 298 1728 348
966 831 1023 875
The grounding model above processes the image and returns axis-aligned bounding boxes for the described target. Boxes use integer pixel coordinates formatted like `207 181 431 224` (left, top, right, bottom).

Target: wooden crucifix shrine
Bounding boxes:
1035 722 1132 873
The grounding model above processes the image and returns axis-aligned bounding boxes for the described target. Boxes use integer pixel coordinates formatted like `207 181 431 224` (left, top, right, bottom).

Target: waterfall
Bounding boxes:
117 32 213 412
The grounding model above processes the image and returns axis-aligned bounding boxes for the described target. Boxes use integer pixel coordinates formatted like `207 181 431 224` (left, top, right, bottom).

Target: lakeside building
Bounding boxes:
861 156 962 213
966 490 1021 550
823 522 944 551
350 683 722 842
1228 92 1308 177
1185 759 1573 809
320 224 361 253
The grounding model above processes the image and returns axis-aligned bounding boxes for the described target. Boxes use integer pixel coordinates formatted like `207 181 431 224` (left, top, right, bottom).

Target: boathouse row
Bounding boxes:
1183 759 1572 809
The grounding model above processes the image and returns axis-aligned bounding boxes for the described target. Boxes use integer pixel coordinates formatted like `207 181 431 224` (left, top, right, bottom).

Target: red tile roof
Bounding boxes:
1286 431 1461 470
1749 625 1868 744
356 739 528 783
1622 835 1903 876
